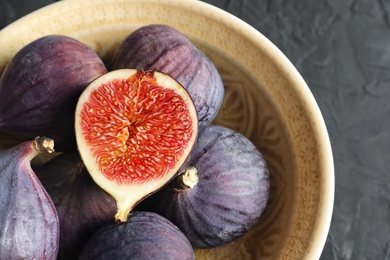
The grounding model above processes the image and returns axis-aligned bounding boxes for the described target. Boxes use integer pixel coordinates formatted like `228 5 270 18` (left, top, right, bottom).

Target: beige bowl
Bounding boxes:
0 0 334 259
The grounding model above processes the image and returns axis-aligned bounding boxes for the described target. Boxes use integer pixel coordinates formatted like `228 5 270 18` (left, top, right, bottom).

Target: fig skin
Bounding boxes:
78 211 195 260
35 151 117 260
0 137 59 259
111 24 224 127
138 125 270 248
0 35 107 151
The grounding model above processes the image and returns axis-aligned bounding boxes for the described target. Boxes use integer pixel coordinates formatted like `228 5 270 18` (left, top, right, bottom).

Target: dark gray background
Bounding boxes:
1 0 389 259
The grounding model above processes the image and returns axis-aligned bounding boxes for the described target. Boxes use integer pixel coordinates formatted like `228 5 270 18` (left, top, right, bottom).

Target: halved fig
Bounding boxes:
75 69 198 222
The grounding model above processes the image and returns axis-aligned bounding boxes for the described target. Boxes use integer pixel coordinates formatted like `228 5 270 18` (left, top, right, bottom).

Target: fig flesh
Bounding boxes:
138 125 270 248
0 137 59 259
0 35 107 151
35 151 117 260
79 211 195 260
75 69 198 222
111 24 224 127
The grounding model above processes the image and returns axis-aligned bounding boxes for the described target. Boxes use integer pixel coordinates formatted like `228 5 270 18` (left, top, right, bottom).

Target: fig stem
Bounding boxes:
173 166 199 191
115 211 128 223
33 136 55 154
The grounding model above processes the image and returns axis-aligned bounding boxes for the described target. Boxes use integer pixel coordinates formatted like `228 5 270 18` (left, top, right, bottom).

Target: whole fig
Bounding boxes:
138 125 270 248
79 211 195 260
0 35 107 151
0 137 59 259
111 24 224 127
35 151 117 260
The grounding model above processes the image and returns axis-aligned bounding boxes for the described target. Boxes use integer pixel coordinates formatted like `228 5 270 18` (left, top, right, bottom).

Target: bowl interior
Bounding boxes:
0 0 334 259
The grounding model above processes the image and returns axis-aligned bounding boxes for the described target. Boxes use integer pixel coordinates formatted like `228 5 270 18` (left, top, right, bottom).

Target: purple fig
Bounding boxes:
35 151 117 260
0 136 59 259
0 35 107 151
79 211 195 260
111 24 224 127
138 125 270 248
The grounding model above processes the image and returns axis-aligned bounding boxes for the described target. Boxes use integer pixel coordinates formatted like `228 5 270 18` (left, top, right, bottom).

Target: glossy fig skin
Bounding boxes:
111 24 224 127
138 125 270 248
0 138 59 259
0 35 107 151
35 151 117 260
79 211 195 260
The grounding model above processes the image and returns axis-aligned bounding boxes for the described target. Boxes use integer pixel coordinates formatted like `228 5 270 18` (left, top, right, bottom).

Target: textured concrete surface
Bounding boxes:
1 0 389 259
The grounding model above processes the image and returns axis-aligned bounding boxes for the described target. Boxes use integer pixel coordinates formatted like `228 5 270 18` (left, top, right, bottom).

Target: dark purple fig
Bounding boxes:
111 24 224 127
35 151 117 260
138 125 270 248
0 136 59 259
79 211 195 260
0 35 107 151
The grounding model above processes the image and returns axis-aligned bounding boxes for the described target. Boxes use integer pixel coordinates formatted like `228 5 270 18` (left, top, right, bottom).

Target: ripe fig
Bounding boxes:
138 125 270 248
79 211 195 260
0 137 59 259
111 24 224 127
0 35 107 151
35 151 117 260
75 69 198 222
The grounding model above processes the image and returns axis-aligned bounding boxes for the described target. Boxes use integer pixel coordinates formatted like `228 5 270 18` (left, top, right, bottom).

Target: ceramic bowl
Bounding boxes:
0 0 334 259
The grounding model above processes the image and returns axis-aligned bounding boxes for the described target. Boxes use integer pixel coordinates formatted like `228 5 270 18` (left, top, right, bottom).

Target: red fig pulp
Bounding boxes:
0 137 59 259
0 35 107 151
75 69 198 222
35 151 117 260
